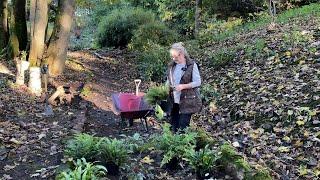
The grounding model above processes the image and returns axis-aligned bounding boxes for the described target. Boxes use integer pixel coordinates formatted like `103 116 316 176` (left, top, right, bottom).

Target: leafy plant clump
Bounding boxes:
56 158 107 180
95 137 129 175
64 134 99 162
200 84 219 104
218 143 251 171
145 85 169 105
193 127 217 150
210 48 236 68
185 145 220 179
155 123 197 167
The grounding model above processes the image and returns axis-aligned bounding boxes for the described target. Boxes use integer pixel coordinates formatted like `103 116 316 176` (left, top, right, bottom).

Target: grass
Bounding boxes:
209 3 320 43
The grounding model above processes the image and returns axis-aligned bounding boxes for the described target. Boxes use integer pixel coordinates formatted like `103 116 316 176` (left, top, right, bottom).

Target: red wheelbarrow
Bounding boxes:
111 92 153 132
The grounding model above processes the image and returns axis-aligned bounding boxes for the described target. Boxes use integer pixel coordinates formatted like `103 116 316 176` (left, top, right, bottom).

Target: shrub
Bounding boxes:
95 137 128 175
64 134 98 161
137 43 170 82
145 85 169 106
56 158 107 180
96 7 155 47
155 123 197 167
185 145 220 179
129 22 179 51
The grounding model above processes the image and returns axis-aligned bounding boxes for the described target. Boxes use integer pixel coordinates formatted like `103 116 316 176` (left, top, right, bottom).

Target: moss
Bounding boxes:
7 34 19 59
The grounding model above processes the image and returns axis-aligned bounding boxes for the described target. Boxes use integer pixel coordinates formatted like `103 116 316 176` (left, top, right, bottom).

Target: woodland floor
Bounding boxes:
0 14 320 180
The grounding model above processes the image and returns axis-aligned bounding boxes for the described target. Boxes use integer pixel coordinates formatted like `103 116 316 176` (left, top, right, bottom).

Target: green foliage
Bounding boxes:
56 158 107 180
64 134 98 161
90 0 130 25
219 143 251 172
129 22 179 51
155 123 197 166
80 86 91 97
255 38 266 54
202 3 320 44
193 127 217 150
154 0 195 35
210 48 236 68
145 85 169 105
96 137 128 167
183 40 202 59
203 0 265 18
247 168 273 180
121 133 151 153
96 7 155 47
283 30 313 47
137 44 170 81
185 145 220 178
200 84 219 104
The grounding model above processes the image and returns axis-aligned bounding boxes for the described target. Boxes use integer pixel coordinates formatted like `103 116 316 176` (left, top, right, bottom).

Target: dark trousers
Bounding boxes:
170 103 192 132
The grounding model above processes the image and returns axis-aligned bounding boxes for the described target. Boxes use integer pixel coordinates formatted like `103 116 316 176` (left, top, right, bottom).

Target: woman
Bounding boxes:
166 42 202 132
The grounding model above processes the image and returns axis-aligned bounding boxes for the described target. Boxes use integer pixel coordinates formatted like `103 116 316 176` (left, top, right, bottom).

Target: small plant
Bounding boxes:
95 137 128 175
193 127 217 150
200 84 219 104
121 133 150 154
210 48 235 68
218 143 251 172
80 86 91 97
155 123 197 168
247 168 272 180
255 38 266 54
283 30 313 47
185 145 220 179
64 134 98 162
56 158 107 180
145 85 169 106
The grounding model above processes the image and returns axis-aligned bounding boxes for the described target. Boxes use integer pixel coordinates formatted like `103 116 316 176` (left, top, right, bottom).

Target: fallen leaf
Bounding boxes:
140 155 154 165
278 146 290 153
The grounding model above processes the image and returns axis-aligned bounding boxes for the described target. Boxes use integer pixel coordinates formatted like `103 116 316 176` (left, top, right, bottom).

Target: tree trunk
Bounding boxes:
0 0 8 49
7 4 19 59
28 0 48 95
194 0 202 38
29 0 36 37
13 0 28 51
47 0 75 77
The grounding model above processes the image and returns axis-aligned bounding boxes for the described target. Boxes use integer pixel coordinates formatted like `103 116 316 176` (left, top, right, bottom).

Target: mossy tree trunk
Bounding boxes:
13 0 28 51
47 0 75 77
7 4 19 59
0 0 9 50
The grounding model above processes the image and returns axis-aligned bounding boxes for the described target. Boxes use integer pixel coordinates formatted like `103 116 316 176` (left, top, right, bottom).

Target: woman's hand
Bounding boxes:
174 84 192 91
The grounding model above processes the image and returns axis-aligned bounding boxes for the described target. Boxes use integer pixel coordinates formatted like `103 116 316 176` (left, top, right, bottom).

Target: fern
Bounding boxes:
56 158 107 180
155 123 197 167
145 85 169 105
64 134 99 161
96 137 128 167
185 145 220 178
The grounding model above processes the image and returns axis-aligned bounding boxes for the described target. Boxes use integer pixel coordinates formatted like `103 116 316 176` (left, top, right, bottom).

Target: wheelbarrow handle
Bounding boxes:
134 79 141 96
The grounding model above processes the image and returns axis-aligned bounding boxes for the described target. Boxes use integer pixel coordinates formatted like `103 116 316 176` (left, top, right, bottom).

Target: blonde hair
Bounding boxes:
170 42 191 62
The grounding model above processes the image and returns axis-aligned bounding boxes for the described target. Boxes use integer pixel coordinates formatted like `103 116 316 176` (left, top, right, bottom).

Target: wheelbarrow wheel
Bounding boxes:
128 119 134 127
